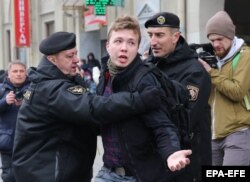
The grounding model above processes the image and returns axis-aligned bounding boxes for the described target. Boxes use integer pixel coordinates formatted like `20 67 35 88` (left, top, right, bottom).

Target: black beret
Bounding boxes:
145 12 180 28
39 31 76 55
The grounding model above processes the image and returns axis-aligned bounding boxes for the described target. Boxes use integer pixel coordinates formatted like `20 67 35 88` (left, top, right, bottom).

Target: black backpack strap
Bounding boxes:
144 63 191 148
129 63 153 92
130 63 191 149
130 62 176 104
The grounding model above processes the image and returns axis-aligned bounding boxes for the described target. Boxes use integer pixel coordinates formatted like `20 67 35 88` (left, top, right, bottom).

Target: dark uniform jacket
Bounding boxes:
0 78 29 153
97 55 180 182
148 36 212 181
12 57 153 182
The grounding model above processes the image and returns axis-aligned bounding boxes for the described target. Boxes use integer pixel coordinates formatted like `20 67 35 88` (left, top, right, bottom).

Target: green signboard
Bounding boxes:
86 0 124 15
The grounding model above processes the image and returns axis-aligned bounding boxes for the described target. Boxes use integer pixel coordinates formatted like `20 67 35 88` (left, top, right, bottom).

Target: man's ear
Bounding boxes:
173 31 181 44
47 55 56 63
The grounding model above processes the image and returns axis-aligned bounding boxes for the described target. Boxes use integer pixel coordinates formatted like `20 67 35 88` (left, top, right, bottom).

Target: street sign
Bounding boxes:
85 0 124 15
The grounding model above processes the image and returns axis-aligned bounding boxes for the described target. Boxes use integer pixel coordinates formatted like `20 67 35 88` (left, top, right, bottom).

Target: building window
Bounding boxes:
46 21 55 36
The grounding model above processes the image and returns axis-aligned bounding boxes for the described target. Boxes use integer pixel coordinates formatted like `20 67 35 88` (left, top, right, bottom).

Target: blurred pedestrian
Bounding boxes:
78 58 87 68
87 52 101 71
0 61 29 182
77 59 96 94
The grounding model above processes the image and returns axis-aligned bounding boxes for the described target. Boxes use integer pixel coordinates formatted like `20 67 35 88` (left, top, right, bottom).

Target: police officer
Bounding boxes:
145 12 212 181
12 31 162 182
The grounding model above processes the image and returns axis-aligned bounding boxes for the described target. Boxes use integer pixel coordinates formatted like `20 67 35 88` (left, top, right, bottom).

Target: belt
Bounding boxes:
105 165 133 176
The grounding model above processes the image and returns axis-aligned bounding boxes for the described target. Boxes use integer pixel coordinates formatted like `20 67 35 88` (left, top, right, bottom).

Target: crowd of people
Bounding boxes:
0 10 249 182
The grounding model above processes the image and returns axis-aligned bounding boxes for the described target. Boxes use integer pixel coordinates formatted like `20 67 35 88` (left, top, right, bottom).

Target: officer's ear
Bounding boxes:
172 31 180 44
47 55 56 64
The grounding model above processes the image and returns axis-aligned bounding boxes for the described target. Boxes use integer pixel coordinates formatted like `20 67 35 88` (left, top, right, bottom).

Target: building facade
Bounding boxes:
0 0 249 69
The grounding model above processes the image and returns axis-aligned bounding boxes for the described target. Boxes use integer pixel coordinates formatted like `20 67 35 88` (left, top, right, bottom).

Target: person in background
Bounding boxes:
79 58 89 71
92 66 100 86
87 52 101 71
199 10 250 166
0 61 29 182
95 15 192 182
12 31 163 182
145 12 212 181
101 53 110 69
77 59 96 94
87 53 101 87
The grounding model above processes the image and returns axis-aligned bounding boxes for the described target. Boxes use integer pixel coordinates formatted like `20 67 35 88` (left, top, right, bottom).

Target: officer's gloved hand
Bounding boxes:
139 86 162 110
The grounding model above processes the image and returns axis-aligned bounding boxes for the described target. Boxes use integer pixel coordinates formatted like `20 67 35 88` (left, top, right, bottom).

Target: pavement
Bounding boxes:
0 136 104 182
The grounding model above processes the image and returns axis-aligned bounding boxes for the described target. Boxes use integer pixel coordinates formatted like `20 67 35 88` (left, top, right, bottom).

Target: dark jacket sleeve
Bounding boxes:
89 91 146 123
44 81 147 125
137 73 180 162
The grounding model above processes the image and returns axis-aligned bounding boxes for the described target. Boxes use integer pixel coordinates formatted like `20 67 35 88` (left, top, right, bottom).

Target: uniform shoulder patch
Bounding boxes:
23 90 32 100
67 85 85 95
187 85 199 101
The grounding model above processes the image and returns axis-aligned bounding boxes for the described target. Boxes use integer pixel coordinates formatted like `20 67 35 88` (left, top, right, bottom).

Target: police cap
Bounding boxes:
39 31 76 55
145 12 180 29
